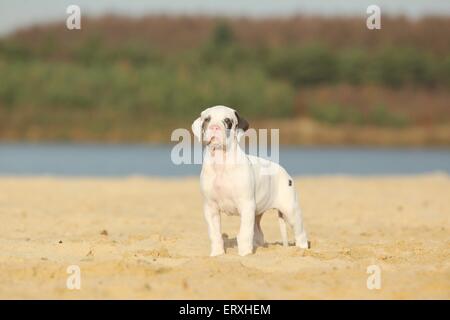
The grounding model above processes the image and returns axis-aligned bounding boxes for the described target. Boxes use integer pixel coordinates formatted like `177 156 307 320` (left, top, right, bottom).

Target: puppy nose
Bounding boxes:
209 124 221 131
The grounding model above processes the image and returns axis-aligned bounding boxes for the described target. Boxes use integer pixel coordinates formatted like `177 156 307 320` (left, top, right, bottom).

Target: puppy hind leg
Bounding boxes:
253 214 265 247
292 205 309 249
279 205 309 249
277 211 289 247
275 177 309 249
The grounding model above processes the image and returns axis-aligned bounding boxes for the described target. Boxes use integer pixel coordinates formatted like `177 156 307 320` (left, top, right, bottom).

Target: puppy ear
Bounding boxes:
191 117 202 142
235 111 249 132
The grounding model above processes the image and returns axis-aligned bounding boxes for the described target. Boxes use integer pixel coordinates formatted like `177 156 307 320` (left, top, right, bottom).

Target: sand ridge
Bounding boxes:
0 175 449 299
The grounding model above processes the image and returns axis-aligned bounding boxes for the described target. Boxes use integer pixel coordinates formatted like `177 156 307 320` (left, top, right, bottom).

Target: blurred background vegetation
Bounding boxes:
0 15 449 144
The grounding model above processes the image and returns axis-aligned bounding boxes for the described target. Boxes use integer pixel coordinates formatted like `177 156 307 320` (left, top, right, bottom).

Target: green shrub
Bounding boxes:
367 48 436 87
368 105 409 127
0 61 294 121
0 40 32 61
337 48 368 85
267 45 338 86
439 55 450 87
211 21 235 47
309 103 409 127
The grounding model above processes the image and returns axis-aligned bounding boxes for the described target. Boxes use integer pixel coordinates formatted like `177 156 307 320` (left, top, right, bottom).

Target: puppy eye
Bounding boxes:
202 116 211 131
223 118 233 129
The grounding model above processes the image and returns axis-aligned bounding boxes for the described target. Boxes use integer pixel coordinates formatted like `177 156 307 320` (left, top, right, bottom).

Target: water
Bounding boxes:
0 143 449 177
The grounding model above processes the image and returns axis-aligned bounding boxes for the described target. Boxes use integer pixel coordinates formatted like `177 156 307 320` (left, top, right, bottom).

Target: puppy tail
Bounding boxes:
278 211 289 247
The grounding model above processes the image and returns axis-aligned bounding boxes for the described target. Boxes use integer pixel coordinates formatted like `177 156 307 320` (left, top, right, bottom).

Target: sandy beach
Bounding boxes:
0 174 448 299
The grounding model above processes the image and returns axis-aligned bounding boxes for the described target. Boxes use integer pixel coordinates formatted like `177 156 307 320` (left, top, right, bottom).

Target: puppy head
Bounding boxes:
192 105 249 149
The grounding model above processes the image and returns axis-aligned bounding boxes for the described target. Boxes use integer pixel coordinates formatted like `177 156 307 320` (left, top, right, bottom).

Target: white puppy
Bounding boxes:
192 105 309 256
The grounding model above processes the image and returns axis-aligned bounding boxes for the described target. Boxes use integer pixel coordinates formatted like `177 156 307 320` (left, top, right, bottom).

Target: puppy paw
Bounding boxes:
296 239 309 249
210 247 225 257
295 233 309 249
238 245 253 256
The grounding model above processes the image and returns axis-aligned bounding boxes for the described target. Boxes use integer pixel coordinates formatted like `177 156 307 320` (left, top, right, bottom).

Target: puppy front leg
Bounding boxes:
237 202 256 256
204 203 224 257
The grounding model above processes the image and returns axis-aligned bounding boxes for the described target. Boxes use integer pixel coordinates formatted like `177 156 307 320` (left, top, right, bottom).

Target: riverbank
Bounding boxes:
1 118 450 147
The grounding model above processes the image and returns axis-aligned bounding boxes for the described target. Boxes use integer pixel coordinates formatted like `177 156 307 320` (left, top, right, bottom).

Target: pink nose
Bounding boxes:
209 124 221 131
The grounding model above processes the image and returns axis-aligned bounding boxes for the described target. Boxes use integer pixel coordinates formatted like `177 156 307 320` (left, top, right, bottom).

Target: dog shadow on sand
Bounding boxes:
222 233 303 253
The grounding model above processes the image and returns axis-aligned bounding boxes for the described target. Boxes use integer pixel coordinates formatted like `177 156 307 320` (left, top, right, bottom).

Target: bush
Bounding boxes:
439 55 450 87
337 48 368 85
367 48 436 87
0 19 447 140
0 61 294 121
267 45 338 86
309 103 409 127
0 40 32 61
211 21 235 47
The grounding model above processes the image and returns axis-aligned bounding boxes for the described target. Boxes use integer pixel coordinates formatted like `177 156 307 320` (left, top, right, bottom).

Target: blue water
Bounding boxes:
0 143 449 177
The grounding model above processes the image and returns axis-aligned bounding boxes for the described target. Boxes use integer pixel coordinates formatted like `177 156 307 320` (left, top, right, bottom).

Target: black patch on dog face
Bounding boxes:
201 115 211 142
201 116 211 133
223 117 233 130
288 179 292 186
